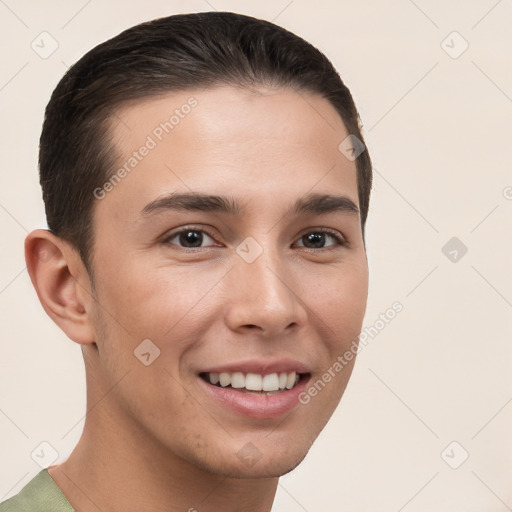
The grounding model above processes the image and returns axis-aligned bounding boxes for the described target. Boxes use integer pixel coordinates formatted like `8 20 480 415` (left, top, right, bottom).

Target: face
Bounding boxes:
85 85 368 478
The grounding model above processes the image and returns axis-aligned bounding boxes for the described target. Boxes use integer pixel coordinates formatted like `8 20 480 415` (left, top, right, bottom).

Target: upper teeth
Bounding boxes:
207 372 299 391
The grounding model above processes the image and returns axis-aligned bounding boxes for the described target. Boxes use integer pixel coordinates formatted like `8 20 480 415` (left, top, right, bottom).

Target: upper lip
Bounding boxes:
200 358 311 375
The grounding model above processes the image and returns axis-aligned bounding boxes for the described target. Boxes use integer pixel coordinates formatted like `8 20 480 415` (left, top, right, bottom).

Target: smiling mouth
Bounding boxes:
199 371 309 395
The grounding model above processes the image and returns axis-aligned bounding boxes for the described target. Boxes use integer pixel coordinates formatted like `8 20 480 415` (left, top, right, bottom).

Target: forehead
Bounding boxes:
99 85 358 220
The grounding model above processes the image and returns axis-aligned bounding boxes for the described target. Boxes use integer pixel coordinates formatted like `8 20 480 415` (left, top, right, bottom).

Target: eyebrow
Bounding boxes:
141 192 359 217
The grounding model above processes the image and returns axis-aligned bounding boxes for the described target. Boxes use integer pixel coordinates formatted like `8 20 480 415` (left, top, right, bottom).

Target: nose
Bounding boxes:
224 246 307 338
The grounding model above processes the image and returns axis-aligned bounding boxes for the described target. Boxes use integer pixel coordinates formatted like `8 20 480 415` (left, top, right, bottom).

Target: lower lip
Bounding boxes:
198 376 309 419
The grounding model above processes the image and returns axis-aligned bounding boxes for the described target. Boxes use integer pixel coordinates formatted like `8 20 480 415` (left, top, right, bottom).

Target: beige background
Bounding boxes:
1 1 511 510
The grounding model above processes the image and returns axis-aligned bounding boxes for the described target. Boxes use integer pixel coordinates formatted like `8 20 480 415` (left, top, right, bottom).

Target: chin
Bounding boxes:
185 436 314 479
220 452 309 479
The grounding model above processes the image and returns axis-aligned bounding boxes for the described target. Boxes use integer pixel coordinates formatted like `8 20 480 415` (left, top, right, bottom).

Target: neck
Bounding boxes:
47 363 278 512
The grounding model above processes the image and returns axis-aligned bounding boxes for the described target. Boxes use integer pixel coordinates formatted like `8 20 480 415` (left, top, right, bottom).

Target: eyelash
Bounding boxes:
161 226 348 252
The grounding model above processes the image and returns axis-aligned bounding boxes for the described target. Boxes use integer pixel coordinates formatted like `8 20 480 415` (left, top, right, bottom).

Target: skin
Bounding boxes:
25 85 369 512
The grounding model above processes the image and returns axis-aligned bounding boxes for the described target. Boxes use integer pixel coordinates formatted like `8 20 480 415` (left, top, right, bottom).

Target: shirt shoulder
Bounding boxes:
0 469 75 512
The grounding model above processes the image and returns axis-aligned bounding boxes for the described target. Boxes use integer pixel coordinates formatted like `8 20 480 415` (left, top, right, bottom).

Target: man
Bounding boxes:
1 11 372 512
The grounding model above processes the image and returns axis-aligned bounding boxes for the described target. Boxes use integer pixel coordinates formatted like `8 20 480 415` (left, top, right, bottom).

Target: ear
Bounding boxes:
25 229 96 345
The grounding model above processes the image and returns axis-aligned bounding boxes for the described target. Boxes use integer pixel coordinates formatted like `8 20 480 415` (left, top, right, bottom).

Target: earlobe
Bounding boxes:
25 229 96 345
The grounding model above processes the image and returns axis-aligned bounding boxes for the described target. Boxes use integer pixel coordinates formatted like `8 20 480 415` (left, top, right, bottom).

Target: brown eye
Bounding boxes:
164 229 216 248
296 231 344 249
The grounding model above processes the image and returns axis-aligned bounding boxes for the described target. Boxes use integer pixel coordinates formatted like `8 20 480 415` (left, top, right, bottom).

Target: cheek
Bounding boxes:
318 267 368 402
308 262 368 345
95 263 218 337
90 263 229 387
